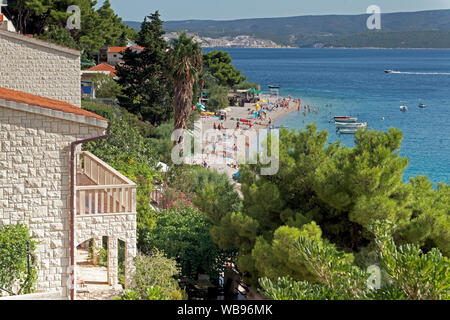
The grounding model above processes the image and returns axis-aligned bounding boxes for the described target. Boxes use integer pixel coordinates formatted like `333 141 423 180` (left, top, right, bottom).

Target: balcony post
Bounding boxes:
107 236 118 286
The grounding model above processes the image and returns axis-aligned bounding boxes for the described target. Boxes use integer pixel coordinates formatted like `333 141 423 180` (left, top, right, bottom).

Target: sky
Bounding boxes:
106 0 450 22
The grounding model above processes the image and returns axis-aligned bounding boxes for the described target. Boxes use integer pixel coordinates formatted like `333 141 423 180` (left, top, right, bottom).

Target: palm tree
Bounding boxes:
169 32 203 145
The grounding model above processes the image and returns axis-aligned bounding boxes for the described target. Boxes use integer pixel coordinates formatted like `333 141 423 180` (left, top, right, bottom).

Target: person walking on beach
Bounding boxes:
213 123 217 130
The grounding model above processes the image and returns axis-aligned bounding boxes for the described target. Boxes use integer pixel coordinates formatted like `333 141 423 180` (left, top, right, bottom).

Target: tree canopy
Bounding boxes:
198 125 450 288
140 207 229 281
260 220 449 300
5 0 136 58
116 11 173 125
203 50 247 88
169 32 203 139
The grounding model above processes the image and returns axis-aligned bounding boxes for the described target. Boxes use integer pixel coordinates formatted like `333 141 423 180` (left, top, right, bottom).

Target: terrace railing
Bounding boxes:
75 151 136 216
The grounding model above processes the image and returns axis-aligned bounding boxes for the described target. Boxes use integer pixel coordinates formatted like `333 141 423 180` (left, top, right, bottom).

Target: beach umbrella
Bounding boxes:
196 102 206 111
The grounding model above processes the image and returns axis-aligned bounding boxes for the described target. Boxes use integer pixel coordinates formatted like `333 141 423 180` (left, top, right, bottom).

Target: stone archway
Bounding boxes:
76 237 108 286
74 216 137 290
75 234 135 300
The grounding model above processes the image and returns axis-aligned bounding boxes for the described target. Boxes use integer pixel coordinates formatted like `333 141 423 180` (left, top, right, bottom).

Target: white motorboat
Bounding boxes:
334 116 357 123
338 128 358 134
419 103 426 108
335 122 367 128
400 105 408 112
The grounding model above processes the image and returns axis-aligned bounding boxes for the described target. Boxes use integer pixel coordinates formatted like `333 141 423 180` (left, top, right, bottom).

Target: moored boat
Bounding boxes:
338 128 358 134
335 122 367 128
334 116 357 123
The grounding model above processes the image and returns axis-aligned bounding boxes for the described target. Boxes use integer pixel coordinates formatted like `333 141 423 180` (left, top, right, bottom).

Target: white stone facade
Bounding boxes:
0 105 105 298
0 29 81 107
0 29 137 300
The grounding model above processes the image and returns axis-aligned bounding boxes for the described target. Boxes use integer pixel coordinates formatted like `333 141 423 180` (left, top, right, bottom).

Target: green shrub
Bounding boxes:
92 73 122 99
0 224 38 295
81 101 118 120
141 207 230 281
119 251 185 300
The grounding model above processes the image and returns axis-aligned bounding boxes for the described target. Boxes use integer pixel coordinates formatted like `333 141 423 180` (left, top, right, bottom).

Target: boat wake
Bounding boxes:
390 71 450 75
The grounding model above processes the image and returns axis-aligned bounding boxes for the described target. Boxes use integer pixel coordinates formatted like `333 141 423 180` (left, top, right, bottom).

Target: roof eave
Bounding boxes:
0 29 80 56
0 98 109 129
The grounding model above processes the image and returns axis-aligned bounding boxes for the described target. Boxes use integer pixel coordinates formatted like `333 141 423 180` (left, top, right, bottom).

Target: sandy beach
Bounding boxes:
200 93 300 132
185 94 302 185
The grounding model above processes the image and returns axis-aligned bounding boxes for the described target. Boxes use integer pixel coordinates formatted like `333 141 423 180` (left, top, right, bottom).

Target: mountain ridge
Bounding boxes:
125 9 450 48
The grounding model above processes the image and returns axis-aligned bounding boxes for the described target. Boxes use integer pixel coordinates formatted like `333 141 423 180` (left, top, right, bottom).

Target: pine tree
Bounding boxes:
116 11 173 125
199 125 449 287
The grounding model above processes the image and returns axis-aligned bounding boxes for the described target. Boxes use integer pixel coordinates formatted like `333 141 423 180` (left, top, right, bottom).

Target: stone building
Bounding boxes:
0 28 81 107
0 29 136 299
98 46 144 66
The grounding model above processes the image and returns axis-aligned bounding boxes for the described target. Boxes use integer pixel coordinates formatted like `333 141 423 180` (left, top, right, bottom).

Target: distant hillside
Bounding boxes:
125 9 450 48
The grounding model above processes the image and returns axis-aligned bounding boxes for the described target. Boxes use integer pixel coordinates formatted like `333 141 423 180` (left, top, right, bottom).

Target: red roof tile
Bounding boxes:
87 63 117 76
0 87 107 122
107 46 145 53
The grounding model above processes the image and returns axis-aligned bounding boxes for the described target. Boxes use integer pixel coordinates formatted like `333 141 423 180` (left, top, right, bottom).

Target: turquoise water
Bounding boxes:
204 48 450 184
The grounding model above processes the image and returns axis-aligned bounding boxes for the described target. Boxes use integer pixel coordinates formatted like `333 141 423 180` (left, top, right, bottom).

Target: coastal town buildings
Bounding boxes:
0 13 15 32
0 28 137 299
98 45 144 66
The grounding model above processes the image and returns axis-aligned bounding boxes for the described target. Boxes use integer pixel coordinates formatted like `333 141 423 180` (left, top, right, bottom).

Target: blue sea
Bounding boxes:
204 48 450 184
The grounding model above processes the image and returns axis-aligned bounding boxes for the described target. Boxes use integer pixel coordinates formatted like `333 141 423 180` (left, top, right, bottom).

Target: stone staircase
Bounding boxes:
77 283 123 300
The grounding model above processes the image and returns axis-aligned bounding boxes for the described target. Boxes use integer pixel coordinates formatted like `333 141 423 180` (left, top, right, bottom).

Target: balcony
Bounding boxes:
75 151 136 215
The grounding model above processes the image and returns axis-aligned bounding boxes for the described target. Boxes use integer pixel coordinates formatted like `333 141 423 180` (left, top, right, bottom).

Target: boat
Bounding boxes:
400 105 408 112
385 69 394 73
419 103 426 108
335 122 367 128
338 128 358 134
268 85 281 89
334 116 357 123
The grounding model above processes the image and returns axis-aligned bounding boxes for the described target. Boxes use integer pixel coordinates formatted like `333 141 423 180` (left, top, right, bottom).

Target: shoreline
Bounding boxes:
190 94 301 181
205 46 450 50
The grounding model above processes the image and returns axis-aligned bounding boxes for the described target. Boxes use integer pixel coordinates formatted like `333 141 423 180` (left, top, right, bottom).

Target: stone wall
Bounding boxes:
0 30 81 107
0 106 104 298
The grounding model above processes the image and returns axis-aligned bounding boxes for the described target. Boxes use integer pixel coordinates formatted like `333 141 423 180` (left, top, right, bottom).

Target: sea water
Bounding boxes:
204 48 450 184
